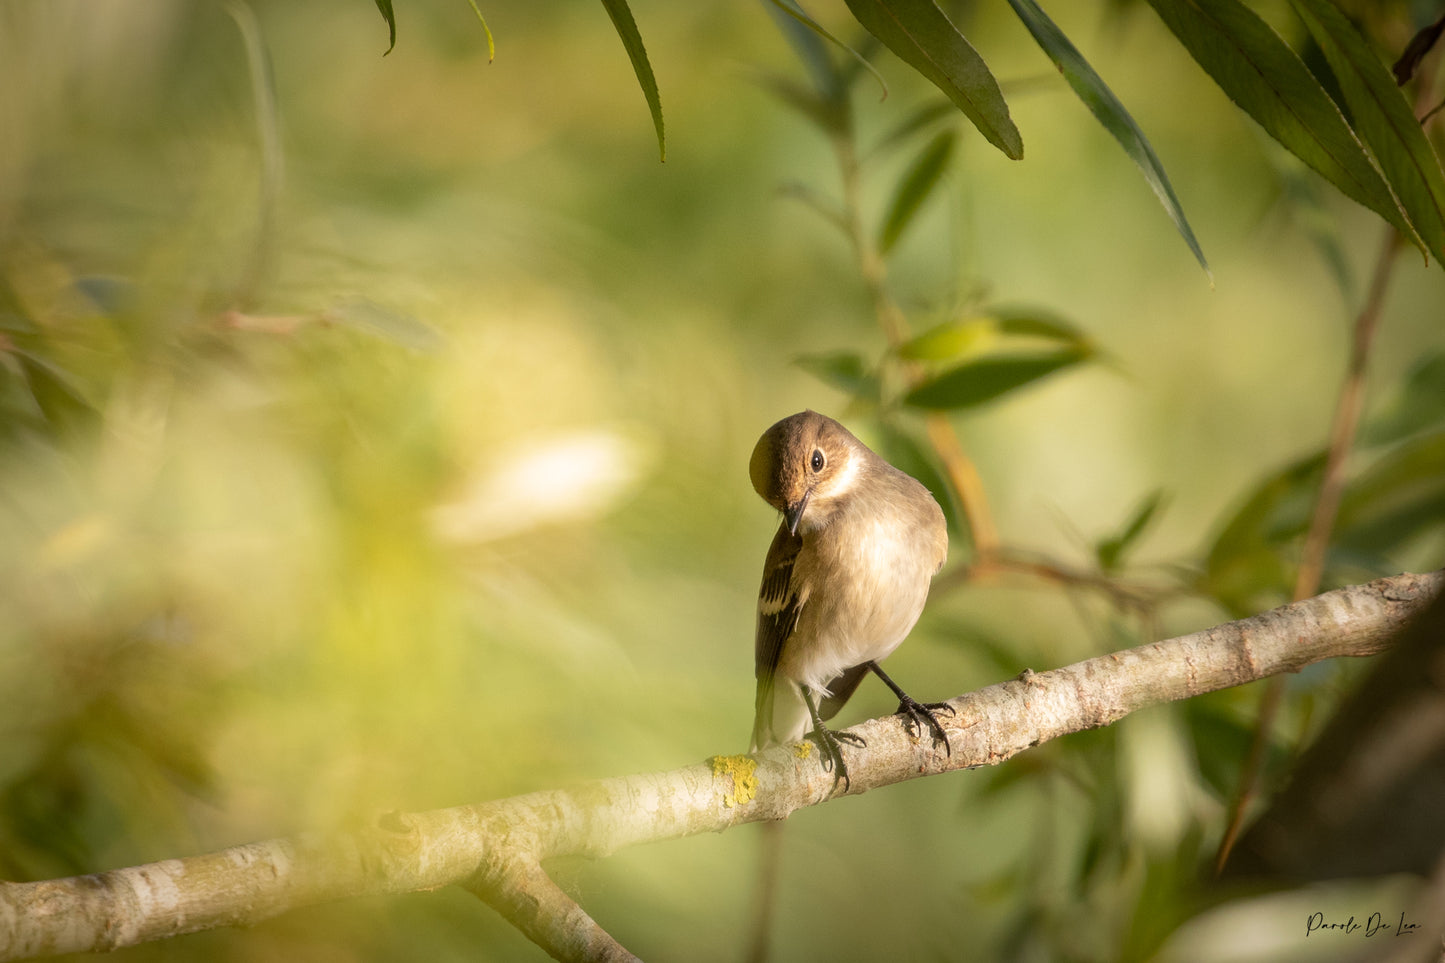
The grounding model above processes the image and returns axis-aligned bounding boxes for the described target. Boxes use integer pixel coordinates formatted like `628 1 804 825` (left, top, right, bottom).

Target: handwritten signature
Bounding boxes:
1306 912 1421 938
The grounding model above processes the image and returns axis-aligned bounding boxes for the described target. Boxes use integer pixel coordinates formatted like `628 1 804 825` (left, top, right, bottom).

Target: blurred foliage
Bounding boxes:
0 0 1443 962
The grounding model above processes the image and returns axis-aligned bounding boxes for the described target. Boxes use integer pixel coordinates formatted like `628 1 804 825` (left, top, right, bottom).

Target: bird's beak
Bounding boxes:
785 489 812 536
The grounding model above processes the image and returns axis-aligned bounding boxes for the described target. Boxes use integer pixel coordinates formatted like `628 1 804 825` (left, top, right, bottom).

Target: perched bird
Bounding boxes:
748 410 951 789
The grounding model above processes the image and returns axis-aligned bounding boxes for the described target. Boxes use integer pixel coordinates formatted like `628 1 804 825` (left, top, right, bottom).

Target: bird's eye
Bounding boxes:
810 449 825 472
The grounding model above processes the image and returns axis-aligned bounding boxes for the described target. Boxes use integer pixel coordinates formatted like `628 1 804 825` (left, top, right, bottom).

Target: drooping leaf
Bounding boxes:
769 0 887 101
843 0 1024 159
1291 0 1445 265
1097 489 1166 572
992 306 1093 347
898 316 995 361
878 129 957 255
756 73 847 135
1202 451 1326 615
1392 13 1445 85
1361 350 1445 446
372 0 396 55
463 0 496 62
1336 430 1445 556
871 98 956 156
1006 0 1210 277
899 306 1091 361
794 351 880 402
13 350 99 436
599 0 666 162
903 347 1088 410
1144 0 1419 250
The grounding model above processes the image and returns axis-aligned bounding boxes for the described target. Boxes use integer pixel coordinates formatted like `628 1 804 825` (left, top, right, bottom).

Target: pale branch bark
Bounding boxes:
0 570 1439 962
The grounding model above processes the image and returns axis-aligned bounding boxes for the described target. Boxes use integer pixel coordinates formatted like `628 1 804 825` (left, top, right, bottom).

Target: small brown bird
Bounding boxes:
748 410 951 789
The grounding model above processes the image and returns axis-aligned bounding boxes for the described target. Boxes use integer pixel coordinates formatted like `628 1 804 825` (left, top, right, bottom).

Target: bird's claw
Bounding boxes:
895 696 953 756
806 725 866 792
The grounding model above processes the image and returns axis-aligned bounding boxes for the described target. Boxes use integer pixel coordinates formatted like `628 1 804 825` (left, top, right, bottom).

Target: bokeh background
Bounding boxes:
2 1 1443 960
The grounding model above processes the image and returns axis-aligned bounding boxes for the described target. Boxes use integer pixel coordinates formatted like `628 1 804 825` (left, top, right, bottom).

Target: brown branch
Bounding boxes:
0 571 1438 962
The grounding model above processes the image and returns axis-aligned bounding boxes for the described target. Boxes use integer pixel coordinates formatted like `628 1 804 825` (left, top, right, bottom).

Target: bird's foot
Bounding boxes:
895 695 953 756
806 724 866 792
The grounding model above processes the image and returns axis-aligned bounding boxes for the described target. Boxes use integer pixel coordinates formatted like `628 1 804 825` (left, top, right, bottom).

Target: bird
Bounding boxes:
748 410 951 790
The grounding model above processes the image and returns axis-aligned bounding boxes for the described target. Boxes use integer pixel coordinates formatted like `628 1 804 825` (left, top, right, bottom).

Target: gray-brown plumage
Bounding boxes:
748 410 950 788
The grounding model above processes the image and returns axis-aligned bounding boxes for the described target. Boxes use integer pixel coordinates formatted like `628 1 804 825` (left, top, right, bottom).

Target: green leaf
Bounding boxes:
903 347 1088 410
1097 490 1166 572
794 351 880 401
1361 350 1445 446
1290 0 1445 266
1006 0 1210 278
463 0 495 62
769 0 887 102
1202 451 1325 615
898 306 1091 361
843 0 1023 159
1336 430 1445 557
871 98 956 156
992 306 1092 347
898 316 994 361
1144 0 1419 250
878 129 956 255
599 0 666 162
372 0 396 55
14 350 98 436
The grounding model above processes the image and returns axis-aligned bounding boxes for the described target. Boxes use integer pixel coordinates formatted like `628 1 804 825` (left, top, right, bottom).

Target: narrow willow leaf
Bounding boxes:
1097 489 1166 571
1144 0 1419 250
599 0 665 162
1291 0 1445 265
1361 350 1445 446
373 0 396 55
794 352 880 401
464 0 496 62
1006 0 1210 277
1392 14 1445 85
878 129 956 255
1337 430 1445 556
1202 451 1324 615
871 98 956 156
898 317 994 361
14 350 98 435
903 347 1087 410
843 0 1023 159
769 0 888 101
992 306 1091 346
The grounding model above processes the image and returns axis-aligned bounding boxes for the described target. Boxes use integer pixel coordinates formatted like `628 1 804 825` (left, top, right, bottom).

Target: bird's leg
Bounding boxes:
865 660 953 756
802 686 864 792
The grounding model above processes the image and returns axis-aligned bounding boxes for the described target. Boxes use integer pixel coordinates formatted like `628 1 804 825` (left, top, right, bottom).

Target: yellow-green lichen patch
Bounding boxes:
709 754 758 808
792 741 813 759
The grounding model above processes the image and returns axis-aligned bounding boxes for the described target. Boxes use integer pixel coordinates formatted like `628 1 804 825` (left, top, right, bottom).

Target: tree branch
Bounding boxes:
1 570 1439 962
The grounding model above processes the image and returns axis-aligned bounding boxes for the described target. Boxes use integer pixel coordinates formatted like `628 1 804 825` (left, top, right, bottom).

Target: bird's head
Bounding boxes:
749 410 862 535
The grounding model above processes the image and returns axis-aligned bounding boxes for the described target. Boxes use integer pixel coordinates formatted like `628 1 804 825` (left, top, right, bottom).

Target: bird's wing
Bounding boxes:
752 523 803 749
